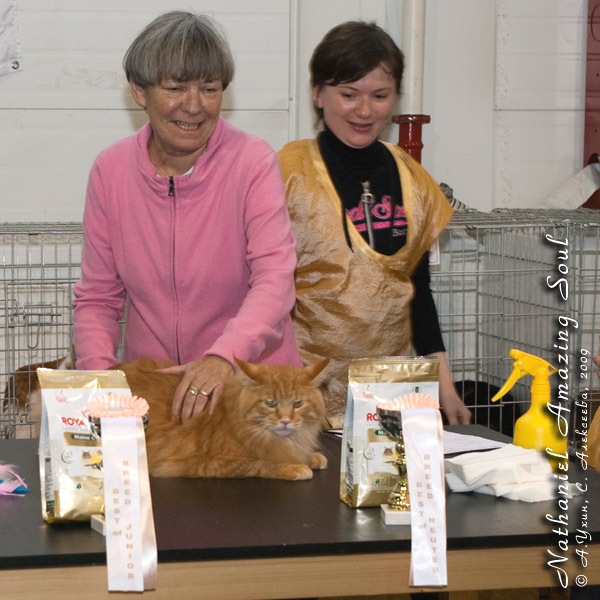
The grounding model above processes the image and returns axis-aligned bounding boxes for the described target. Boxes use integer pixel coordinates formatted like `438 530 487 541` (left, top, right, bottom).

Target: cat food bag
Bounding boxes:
37 368 131 523
340 356 439 507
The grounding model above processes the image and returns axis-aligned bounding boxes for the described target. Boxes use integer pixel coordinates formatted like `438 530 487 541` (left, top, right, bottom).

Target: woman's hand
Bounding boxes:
157 355 234 423
432 352 472 425
439 387 472 425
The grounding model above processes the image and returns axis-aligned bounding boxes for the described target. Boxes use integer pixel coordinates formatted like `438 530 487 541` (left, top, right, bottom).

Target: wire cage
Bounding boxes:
1 223 83 439
1 211 600 447
431 208 600 446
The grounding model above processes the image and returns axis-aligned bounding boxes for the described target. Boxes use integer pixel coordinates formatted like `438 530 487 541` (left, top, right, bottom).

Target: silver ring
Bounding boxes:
188 386 199 396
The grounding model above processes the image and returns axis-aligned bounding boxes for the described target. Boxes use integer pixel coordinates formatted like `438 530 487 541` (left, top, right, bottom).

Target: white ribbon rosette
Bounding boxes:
377 393 447 588
86 393 157 592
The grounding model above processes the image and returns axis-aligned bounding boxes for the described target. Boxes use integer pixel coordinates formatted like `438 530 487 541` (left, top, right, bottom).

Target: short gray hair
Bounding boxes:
123 11 235 89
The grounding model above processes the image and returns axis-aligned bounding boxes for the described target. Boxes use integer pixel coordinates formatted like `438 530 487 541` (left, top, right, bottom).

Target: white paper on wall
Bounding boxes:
0 0 22 76
536 162 600 210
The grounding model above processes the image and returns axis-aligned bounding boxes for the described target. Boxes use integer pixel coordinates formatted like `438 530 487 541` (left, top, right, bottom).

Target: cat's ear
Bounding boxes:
303 358 330 383
234 358 260 382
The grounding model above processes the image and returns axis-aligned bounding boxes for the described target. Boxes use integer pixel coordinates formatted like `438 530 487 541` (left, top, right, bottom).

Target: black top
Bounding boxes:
317 128 445 355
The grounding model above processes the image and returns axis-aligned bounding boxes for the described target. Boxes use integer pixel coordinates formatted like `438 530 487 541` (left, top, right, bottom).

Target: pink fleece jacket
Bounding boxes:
73 118 302 370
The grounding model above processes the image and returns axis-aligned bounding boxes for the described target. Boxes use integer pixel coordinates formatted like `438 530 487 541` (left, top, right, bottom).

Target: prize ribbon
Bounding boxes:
379 395 448 587
87 394 157 592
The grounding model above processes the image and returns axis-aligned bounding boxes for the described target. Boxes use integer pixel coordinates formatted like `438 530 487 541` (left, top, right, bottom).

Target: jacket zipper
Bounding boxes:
168 176 181 364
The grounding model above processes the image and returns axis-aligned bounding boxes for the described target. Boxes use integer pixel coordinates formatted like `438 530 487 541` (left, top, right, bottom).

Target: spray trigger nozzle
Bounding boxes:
491 349 557 403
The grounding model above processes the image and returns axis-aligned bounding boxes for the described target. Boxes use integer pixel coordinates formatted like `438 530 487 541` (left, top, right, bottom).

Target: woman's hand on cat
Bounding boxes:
157 355 234 423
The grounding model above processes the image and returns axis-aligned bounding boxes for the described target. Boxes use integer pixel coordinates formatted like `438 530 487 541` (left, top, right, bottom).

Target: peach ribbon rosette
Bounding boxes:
377 393 447 588
86 393 157 592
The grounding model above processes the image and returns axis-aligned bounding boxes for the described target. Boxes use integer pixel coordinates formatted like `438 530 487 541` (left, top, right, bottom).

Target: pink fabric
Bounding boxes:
74 118 301 369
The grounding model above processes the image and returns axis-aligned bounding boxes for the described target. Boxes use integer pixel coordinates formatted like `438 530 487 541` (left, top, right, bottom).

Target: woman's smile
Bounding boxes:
175 121 201 131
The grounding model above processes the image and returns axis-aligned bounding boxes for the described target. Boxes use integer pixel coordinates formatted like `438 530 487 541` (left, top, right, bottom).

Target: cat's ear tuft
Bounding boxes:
304 358 330 382
234 357 260 382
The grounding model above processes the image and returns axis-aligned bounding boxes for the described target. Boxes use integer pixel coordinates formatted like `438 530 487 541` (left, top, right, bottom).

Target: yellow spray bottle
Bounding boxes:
491 349 567 471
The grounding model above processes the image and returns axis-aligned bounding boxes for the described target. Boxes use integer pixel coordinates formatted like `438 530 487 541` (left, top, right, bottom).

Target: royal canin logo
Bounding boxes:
61 416 87 428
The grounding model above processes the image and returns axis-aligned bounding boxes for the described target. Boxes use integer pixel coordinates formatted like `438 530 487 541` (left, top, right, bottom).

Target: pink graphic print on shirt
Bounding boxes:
346 195 407 232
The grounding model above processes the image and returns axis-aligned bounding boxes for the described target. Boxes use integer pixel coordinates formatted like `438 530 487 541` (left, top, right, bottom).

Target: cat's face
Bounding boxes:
241 384 324 437
234 359 328 437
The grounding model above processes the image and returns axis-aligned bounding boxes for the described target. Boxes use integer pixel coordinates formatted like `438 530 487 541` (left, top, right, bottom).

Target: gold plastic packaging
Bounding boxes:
340 356 439 508
37 369 131 523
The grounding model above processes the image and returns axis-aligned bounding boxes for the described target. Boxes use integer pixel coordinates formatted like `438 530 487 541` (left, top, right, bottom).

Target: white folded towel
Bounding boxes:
445 444 579 502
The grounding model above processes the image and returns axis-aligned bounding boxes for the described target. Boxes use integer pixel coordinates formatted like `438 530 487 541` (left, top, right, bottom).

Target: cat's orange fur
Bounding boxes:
113 357 329 481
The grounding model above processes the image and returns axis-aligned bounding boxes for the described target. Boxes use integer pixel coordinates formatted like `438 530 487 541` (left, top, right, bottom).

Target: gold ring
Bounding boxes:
199 389 211 397
188 386 199 396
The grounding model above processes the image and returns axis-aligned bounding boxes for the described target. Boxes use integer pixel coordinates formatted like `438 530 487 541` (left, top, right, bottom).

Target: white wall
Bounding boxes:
0 0 293 222
492 0 586 210
0 0 589 221
407 0 586 211
419 1 497 210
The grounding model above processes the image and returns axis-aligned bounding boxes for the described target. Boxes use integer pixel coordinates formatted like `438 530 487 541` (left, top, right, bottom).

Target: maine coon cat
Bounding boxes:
113 357 329 481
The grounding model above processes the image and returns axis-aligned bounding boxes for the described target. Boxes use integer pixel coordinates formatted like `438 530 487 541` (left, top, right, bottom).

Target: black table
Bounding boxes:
1 426 598 599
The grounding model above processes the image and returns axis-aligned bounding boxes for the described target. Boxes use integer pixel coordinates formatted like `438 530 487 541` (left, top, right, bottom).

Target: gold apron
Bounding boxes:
279 139 453 427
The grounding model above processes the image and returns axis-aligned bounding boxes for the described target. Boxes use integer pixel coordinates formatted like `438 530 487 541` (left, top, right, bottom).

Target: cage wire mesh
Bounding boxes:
1 211 600 446
431 208 600 449
1 223 82 439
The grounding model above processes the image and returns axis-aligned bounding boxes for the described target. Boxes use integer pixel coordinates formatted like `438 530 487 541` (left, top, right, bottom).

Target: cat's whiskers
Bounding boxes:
240 418 277 444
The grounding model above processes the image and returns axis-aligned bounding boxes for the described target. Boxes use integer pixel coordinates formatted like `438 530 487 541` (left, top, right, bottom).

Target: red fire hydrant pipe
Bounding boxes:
392 114 431 164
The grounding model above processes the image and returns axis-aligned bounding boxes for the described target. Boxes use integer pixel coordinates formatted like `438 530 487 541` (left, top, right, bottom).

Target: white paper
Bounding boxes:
443 430 506 455
0 0 23 75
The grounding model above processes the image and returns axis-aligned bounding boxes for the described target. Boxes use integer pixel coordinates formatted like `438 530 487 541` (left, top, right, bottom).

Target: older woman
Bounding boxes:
278 21 471 428
73 11 301 422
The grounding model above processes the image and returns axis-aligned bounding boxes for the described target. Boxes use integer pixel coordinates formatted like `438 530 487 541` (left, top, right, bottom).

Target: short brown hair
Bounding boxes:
310 21 404 120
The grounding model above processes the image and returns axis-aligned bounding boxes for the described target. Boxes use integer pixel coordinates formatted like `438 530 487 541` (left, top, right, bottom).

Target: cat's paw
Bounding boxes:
279 463 313 480
308 452 327 470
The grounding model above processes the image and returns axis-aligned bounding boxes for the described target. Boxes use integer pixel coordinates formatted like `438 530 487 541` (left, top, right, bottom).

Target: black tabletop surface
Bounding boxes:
1 425 598 570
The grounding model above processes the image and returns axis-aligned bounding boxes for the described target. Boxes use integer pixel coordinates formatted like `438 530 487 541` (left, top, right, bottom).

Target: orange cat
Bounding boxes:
114 357 329 481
